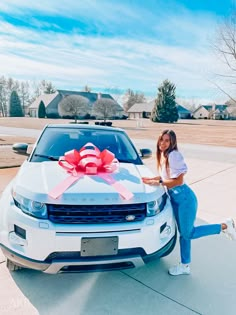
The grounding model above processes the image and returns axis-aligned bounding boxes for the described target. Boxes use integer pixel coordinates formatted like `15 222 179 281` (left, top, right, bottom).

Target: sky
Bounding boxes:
0 0 235 105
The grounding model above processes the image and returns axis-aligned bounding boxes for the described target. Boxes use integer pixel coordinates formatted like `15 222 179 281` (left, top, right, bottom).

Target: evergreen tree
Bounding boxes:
151 79 178 123
9 90 24 117
38 100 46 118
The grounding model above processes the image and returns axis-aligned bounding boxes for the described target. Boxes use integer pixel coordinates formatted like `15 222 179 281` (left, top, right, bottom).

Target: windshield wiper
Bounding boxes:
117 159 134 163
34 154 59 161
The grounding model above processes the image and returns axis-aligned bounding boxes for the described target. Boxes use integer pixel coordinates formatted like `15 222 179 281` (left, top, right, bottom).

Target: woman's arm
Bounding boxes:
161 173 184 189
142 173 184 189
142 175 161 182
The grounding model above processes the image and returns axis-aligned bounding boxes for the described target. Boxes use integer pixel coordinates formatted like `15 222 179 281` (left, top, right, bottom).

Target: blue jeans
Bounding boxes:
168 184 221 264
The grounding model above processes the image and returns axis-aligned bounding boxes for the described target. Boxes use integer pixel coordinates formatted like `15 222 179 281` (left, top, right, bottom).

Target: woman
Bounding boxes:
142 129 236 276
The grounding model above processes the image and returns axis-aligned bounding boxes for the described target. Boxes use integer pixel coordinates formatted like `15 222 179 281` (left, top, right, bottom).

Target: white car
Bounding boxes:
0 124 176 273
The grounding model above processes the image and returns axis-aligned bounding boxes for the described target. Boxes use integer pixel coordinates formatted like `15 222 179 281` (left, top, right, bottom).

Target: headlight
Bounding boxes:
13 192 48 219
146 193 167 217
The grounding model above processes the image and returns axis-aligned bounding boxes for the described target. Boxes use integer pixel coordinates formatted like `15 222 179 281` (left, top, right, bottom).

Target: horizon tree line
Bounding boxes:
0 75 180 123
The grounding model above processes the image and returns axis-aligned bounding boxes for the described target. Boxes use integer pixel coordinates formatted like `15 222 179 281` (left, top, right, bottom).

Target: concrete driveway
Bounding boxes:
1 139 236 315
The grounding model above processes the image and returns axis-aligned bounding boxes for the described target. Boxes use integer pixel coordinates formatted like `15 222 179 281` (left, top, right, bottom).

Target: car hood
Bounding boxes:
13 161 164 204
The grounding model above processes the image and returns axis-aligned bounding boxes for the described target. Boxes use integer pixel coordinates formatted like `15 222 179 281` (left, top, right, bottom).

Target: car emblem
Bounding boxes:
125 215 136 221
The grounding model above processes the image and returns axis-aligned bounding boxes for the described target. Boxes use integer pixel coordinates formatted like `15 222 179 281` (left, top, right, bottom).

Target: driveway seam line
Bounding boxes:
189 165 236 185
120 271 203 315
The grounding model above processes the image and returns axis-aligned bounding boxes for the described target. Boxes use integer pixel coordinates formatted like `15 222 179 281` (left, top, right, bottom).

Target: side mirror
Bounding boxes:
12 143 29 156
140 148 152 159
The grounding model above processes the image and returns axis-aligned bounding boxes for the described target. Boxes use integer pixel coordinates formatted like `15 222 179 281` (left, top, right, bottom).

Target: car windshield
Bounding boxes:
30 126 143 164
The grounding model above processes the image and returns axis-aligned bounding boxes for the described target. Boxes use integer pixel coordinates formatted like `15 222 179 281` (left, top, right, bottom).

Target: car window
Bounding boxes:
30 127 142 164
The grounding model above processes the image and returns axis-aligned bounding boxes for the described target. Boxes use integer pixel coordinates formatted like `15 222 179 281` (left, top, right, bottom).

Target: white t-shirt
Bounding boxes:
160 150 187 180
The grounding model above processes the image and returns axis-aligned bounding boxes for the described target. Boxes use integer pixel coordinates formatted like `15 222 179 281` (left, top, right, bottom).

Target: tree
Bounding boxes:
38 100 46 118
93 98 117 122
44 81 56 94
0 76 57 116
9 90 24 117
30 80 56 103
123 89 146 112
19 81 30 115
58 95 89 123
83 85 92 92
151 79 178 123
39 80 56 94
213 10 236 102
0 77 7 116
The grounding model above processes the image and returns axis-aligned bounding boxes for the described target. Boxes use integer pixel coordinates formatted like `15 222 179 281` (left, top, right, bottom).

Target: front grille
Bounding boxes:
47 203 146 224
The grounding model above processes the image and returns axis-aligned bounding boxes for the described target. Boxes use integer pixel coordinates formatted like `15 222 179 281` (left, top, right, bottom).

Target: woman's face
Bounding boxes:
159 134 170 152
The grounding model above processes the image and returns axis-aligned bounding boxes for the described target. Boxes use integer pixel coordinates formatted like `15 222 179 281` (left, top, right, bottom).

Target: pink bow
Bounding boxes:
49 142 133 200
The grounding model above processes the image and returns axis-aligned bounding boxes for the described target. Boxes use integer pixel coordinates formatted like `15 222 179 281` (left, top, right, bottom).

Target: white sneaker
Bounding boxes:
168 263 190 276
223 218 236 240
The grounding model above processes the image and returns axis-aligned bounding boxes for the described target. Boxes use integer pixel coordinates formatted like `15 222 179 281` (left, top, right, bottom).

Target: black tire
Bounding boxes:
6 258 22 272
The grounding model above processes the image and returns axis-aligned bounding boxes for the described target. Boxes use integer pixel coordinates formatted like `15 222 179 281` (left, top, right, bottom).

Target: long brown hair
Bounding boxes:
156 129 178 172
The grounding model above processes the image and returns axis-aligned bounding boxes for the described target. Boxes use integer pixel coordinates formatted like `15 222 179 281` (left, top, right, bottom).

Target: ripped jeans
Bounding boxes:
168 184 221 264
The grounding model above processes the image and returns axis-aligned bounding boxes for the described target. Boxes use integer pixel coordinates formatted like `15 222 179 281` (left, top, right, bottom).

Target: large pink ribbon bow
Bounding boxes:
48 142 133 200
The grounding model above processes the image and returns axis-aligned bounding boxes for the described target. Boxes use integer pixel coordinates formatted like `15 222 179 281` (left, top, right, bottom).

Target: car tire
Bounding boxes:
6 258 22 272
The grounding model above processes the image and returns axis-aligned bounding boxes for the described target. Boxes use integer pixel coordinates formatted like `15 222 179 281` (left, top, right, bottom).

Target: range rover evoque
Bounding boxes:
0 124 176 273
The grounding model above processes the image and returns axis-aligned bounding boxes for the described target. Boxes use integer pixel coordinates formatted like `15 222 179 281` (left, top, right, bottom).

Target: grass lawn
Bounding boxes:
0 117 235 168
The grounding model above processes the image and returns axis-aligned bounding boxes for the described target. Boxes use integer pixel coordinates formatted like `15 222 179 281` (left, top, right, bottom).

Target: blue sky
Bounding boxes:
0 0 235 104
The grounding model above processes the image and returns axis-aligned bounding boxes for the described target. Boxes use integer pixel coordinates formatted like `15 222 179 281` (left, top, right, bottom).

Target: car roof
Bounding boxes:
45 124 125 133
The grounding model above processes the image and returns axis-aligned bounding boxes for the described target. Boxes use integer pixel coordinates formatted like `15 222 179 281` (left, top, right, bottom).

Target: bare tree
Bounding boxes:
93 98 117 122
38 80 56 94
0 76 7 116
213 11 236 102
58 95 90 123
83 85 92 92
30 80 56 104
19 81 30 115
123 89 146 112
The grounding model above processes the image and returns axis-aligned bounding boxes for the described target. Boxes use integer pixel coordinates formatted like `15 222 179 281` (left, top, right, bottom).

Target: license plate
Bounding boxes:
81 236 118 257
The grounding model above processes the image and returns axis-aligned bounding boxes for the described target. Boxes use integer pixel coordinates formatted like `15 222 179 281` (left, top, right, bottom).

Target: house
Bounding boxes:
127 100 155 119
227 105 236 120
192 104 228 119
28 92 60 117
127 100 191 119
177 104 191 119
28 90 124 118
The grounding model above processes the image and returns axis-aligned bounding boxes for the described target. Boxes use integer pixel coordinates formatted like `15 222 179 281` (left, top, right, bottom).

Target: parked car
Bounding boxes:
0 124 176 273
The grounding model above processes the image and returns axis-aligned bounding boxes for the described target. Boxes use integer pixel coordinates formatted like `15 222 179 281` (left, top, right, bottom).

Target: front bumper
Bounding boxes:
1 233 176 273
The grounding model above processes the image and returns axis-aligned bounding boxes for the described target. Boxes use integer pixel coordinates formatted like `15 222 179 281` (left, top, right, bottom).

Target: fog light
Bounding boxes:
14 225 26 239
160 225 171 239
9 232 27 246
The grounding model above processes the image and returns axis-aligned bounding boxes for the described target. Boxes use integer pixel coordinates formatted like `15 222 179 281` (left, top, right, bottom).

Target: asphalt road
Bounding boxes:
1 126 236 315
0 126 40 138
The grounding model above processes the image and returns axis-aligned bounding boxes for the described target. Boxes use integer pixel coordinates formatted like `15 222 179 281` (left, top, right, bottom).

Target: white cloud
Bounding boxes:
0 1 233 103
